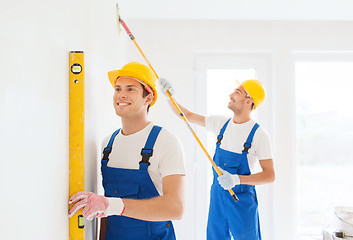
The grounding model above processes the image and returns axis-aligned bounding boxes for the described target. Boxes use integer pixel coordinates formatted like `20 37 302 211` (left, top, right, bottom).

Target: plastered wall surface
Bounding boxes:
1 0 127 239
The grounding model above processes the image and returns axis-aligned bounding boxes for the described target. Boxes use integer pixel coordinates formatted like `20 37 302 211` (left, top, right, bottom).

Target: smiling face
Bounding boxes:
228 85 253 114
113 77 153 119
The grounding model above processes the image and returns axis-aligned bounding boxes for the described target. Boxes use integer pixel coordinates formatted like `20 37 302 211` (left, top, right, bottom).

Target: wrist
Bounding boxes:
232 174 241 185
106 197 125 216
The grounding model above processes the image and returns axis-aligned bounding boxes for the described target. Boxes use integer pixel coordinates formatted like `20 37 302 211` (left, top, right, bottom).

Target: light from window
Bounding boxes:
296 62 353 240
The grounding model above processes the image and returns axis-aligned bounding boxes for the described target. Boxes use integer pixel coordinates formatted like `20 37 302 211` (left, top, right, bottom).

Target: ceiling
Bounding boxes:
117 0 353 21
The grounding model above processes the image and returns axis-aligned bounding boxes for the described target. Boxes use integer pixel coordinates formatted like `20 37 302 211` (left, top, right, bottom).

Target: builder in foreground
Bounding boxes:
69 62 185 240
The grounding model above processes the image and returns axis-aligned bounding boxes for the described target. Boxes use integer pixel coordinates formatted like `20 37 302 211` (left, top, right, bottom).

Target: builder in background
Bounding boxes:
69 62 185 240
160 78 275 240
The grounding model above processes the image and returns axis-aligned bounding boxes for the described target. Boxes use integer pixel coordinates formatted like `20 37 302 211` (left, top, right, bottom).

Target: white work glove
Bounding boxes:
159 78 175 96
217 168 241 190
69 191 125 220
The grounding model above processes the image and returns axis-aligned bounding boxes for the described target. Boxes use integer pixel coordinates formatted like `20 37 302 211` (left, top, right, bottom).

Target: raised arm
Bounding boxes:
159 78 205 127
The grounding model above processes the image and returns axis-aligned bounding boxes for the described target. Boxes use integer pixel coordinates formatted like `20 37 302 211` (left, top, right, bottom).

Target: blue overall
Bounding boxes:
101 126 176 240
207 119 262 240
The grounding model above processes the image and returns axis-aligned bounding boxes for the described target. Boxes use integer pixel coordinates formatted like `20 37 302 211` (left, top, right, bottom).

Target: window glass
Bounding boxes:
296 62 353 239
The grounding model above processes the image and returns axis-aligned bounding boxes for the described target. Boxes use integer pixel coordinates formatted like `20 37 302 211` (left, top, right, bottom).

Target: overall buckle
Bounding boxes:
140 148 153 165
216 136 223 145
102 147 112 160
242 143 251 153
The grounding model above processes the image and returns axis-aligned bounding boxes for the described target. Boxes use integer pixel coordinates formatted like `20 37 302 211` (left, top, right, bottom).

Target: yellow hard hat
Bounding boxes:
238 79 265 109
108 62 158 106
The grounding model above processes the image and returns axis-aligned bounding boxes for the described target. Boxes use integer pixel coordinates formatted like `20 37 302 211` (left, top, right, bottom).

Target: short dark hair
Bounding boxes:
141 83 151 112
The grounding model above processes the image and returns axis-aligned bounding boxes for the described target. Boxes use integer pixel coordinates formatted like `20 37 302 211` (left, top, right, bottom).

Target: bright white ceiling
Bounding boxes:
117 0 353 20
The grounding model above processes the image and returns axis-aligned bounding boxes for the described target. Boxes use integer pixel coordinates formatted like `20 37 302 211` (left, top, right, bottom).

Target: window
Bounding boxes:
295 61 353 239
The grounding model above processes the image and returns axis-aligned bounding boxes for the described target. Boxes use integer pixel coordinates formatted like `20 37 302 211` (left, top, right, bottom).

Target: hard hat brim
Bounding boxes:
108 69 157 106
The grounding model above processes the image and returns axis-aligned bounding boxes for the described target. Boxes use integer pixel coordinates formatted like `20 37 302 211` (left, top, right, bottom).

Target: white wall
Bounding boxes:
0 0 128 239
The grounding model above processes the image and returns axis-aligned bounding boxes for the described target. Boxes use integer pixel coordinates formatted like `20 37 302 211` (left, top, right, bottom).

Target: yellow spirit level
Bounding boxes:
69 51 85 240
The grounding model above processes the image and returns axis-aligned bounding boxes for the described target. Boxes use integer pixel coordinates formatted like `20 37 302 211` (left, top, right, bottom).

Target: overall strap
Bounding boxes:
242 123 260 154
102 129 121 162
140 126 162 166
217 118 231 146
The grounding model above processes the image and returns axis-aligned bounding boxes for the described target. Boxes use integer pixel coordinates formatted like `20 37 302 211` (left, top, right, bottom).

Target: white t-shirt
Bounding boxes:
205 115 273 174
101 122 185 195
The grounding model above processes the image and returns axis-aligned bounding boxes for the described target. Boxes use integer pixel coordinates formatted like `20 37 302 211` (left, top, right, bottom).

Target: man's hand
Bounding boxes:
217 168 241 190
69 191 124 220
159 78 175 96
